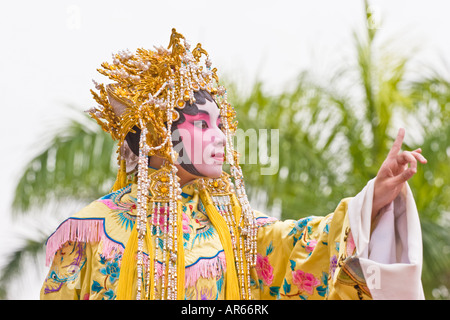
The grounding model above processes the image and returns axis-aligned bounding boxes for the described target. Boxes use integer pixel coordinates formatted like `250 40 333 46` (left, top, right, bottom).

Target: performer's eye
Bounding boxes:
193 120 208 129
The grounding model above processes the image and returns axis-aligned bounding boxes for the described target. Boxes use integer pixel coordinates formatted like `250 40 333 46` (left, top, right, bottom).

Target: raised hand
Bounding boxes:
372 128 427 221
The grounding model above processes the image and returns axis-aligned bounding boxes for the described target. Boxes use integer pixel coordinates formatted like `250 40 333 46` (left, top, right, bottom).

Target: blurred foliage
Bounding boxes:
2 0 449 300
228 1 450 299
11 112 118 214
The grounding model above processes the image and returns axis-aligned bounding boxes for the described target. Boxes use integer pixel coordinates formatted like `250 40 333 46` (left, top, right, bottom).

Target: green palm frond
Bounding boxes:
0 233 47 299
12 112 118 214
421 218 450 297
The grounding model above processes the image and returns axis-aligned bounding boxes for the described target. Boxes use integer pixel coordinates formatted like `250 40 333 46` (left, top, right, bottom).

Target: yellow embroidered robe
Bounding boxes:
40 181 370 300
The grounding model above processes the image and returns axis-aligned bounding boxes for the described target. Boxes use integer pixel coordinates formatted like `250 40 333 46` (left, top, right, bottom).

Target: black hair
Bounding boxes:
173 89 214 125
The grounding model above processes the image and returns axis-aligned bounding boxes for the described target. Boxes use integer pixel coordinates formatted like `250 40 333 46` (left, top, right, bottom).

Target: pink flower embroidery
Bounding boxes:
255 253 274 286
292 270 321 295
182 212 190 233
305 240 318 252
346 231 356 256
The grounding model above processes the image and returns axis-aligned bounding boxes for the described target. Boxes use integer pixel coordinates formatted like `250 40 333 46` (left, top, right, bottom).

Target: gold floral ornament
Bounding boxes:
199 172 233 195
148 164 181 202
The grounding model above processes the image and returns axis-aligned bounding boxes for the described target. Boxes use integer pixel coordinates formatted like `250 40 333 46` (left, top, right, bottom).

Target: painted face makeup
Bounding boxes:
173 99 226 179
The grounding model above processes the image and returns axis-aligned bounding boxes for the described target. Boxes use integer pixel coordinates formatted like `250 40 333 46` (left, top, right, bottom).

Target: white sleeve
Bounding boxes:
347 178 425 300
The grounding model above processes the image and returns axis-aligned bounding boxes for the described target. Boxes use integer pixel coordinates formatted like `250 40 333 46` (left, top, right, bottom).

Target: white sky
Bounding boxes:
0 0 449 299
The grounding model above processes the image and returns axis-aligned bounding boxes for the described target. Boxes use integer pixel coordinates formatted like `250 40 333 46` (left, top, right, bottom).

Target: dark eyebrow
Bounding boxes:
198 110 209 116
197 109 221 119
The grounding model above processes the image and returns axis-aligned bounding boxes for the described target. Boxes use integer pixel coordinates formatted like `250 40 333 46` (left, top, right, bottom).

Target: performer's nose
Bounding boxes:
211 128 225 147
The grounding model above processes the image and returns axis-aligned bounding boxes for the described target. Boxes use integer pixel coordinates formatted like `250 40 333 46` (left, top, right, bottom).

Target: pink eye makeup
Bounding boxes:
184 111 221 130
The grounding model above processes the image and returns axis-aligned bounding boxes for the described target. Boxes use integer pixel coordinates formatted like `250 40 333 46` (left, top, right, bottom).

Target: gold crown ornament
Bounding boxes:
86 29 256 300
88 28 237 165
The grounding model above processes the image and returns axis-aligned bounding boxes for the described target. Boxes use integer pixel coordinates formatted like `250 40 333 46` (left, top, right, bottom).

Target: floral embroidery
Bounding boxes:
281 260 325 299
292 269 321 296
91 254 121 300
305 240 318 253
256 253 274 286
182 212 190 233
346 230 356 256
323 223 330 234
316 272 329 297
330 255 338 279
288 217 315 248
100 259 120 284
287 217 314 236
257 241 276 297
43 242 86 294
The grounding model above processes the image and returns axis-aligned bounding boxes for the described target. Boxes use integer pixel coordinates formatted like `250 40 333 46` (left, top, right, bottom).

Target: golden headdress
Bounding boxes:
87 29 256 300
88 28 236 166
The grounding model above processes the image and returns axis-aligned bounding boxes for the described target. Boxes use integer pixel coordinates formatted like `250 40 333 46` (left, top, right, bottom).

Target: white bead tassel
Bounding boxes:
167 170 175 300
220 95 257 300
153 201 161 299
165 83 182 300
136 124 151 300
160 203 168 299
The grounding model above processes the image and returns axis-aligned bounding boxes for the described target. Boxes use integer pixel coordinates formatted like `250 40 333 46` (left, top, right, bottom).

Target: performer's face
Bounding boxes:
174 99 225 179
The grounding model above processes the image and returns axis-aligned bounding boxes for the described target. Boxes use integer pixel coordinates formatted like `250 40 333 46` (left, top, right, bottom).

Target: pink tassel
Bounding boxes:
184 251 226 287
46 219 228 289
45 218 124 266
140 251 226 287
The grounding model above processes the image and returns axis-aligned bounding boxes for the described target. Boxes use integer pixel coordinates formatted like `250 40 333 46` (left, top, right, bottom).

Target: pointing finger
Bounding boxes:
388 128 405 158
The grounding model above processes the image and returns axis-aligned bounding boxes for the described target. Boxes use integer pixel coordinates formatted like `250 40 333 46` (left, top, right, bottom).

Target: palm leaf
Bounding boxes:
0 233 47 299
11 112 118 214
